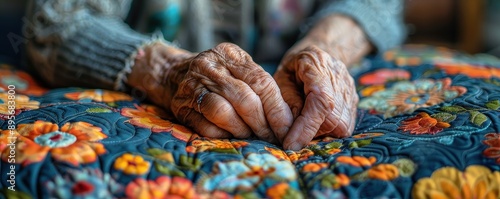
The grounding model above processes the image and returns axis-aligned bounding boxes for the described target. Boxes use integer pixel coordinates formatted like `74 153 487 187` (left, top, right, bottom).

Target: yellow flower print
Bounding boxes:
412 165 500 199
121 107 193 142
186 139 248 153
64 89 133 102
114 153 151 175
265 146 290 161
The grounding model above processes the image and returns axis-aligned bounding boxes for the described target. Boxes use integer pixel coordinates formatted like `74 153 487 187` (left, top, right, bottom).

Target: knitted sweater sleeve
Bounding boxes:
24 0 154 91
308 0 407 53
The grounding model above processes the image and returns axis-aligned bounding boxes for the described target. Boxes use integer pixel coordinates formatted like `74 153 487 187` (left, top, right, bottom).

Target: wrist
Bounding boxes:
127 42 193 108
289 14 372 66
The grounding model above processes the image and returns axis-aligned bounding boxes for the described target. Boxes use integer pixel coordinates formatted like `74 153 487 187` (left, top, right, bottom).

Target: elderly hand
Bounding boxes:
171 43 294 142
129 42 294 142
274 46 359 150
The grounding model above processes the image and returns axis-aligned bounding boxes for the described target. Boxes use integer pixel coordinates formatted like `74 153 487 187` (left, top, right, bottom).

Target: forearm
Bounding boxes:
26 0 154 91
289 14 372 67
126 42 194 109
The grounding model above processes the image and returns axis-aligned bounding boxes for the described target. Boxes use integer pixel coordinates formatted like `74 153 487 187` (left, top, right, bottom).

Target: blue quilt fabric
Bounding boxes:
1 45 500 199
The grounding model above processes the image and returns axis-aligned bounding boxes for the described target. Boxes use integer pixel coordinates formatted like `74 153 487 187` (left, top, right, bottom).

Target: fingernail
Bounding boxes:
288 142 303 151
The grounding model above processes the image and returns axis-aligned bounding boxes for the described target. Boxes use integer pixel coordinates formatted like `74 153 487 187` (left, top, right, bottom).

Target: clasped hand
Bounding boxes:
131 42 358 150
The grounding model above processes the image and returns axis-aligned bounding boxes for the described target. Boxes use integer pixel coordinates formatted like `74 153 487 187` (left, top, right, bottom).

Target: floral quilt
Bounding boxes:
1 45 500 199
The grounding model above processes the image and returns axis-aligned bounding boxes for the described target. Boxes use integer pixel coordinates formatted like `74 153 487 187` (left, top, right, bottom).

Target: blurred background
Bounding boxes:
1 0 499 68
405 0 500 56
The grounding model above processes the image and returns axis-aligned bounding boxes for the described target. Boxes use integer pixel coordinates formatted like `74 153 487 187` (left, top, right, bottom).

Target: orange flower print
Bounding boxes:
121 107 193 142
0 131 47 166
352 133 385 139
266 183 290 199
266 183 302 199
483 133 500 164
64 89 133 102
0 93 39 115
0 69 47 96
139 104 173 119
359 69 411 86
336 156 376 167
125 176 198 199
360 85 385 97
114 153 151 175
1 121 107 166
367 164 399 181
436 62 500 79
359 78 466 118
399 112 451 135
0 129 18 152
265 146 290 161
287 148 314 162
301 162 329 173
186 138 248 153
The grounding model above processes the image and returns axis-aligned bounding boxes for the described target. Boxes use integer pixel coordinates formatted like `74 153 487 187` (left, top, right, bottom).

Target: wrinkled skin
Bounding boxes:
130 43 294 143
129 15 368 151
168 43 294 143
130 43 358 150
274 46 358 150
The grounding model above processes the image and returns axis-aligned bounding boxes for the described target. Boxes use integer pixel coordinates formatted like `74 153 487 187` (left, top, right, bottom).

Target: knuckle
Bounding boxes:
301 46 329 62
215 42 237 51
190 57 206 67
190 56 213 71
249 72 274 92
214 43 251 63
237 92 260 115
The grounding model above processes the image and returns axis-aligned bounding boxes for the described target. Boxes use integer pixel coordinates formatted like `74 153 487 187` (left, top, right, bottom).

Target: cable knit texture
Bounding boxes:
25 0 153 91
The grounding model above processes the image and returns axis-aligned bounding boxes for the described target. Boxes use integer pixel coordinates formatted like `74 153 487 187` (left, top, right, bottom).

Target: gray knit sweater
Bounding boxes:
24 0 406 91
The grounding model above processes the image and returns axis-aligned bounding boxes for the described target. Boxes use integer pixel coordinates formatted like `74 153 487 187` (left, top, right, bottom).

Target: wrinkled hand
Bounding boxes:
171 43 293 142
274 46 358 150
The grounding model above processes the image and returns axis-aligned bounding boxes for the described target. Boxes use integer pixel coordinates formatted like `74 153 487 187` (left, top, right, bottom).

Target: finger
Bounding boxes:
283 54 336 151
192 53 280 144
274 62 304 118
215 44 294 143
173 77 253 139
206 75 279 143
283 87 335 150
317 65 359 138
176 107 233 138
197 91 254 139
227 64 293 143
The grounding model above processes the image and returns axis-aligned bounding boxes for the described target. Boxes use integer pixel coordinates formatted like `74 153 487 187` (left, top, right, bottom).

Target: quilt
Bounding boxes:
1 45 500 199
